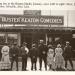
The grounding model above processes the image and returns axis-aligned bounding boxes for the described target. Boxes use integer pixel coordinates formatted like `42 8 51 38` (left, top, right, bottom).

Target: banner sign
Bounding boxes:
0 15 64 25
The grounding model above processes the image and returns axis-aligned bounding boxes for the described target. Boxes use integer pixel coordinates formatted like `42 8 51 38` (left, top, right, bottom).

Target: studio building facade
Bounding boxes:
0 10 75 49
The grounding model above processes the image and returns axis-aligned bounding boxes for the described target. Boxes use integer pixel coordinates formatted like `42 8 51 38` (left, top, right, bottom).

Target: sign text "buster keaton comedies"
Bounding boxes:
0 15 64 25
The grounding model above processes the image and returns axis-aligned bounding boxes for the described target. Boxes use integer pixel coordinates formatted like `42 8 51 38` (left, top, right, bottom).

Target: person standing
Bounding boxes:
38 40 48 71
21 42 29 71
55 44 64 70
64 41 73 70
1 43 11 71
30 44 38 70
47 44 54 70
10 42 19 71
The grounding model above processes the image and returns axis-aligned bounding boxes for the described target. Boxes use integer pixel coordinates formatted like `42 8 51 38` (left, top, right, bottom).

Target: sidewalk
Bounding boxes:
0 57 75 71
11 57 75 71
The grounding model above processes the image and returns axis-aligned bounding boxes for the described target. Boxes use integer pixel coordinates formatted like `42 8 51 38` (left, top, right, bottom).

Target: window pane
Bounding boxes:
0 33 6 45
7 34 18 44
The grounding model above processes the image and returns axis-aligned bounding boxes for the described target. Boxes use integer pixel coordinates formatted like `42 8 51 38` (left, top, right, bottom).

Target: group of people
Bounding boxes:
0 40 74 71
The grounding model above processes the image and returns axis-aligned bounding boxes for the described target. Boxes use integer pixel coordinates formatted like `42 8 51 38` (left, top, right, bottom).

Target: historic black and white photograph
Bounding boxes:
0 10 75 71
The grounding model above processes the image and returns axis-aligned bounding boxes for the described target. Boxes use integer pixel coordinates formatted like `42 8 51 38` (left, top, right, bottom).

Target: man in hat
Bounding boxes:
30 43 38 70
21 42 29 71
10 42 19 71
38 40 48 70
64 41 73 70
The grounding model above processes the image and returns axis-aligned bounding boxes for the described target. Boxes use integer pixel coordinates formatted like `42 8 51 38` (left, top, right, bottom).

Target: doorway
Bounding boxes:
21 32 46 49
71 34 75 50
21 33 32 49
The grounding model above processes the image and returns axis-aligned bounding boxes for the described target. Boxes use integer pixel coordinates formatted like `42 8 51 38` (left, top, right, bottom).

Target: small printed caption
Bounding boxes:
0 2 75 8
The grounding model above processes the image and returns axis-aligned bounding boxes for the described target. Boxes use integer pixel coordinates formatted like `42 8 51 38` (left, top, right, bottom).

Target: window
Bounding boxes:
0 33 6 45
7 34 18 44
72 34 75 38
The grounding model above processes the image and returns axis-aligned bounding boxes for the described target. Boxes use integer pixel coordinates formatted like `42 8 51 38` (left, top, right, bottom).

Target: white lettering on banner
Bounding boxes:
40 18 62 24
1 17 62 24
1 17 39 23
2 17 21 22
0 15 64 25
21 18 39 23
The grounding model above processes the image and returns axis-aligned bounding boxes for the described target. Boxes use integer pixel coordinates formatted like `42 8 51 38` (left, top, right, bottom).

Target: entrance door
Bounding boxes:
21 33 32 49
21 32 46 49
71 34 75 50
